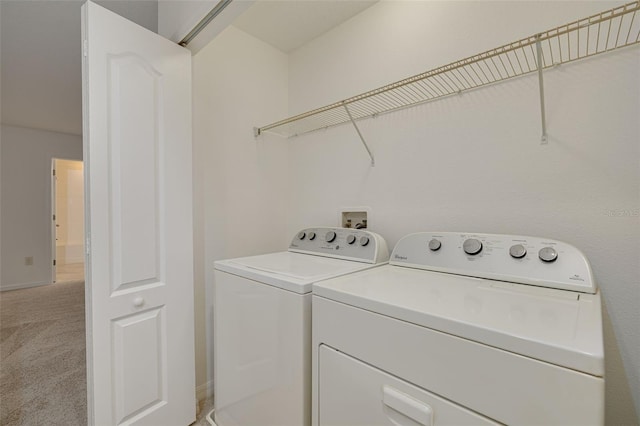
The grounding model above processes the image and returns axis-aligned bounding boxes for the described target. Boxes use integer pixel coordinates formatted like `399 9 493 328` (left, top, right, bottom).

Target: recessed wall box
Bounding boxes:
341 209 369 229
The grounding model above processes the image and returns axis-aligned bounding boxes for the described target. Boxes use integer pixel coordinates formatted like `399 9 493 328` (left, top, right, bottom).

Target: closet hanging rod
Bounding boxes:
255 1 640 139
179 0 233 47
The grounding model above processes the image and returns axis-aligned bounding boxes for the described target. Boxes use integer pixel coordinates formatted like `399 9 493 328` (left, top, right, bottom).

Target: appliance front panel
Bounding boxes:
319 345 499 425
214 271 311 426
312 296 604 426
313 266 603 376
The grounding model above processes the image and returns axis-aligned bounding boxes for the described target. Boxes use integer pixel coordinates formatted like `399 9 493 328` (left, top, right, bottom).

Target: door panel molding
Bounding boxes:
107 53 164 293
82 3 195 425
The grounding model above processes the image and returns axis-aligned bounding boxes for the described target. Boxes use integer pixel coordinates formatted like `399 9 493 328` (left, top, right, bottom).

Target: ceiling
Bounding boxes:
234 0 377 53
0 0 376 136
0 0 158 136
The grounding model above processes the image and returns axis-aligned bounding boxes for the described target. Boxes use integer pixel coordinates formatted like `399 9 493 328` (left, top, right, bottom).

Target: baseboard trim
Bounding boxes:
0 280 50 292
196 380 214 403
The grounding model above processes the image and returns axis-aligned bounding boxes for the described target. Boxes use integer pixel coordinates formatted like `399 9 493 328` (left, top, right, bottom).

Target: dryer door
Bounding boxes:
318 345 499 426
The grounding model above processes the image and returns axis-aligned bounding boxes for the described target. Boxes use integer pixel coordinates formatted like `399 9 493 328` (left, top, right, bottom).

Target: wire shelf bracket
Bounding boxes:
255 1 640 158
343 102 375 166
535 35 548 144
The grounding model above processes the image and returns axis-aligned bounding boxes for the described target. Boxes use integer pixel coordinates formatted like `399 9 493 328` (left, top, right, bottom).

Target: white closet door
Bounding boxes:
82 2 195 425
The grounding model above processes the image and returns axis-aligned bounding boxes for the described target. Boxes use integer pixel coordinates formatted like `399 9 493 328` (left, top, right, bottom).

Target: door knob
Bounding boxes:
133 297 145 308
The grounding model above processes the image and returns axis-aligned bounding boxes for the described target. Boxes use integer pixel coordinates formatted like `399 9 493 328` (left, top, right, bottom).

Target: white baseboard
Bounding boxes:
0 280 50 292
196 380 214 403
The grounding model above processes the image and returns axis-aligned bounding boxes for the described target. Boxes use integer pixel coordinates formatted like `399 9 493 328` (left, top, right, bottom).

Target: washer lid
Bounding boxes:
215 251 383 294
313 266 604 376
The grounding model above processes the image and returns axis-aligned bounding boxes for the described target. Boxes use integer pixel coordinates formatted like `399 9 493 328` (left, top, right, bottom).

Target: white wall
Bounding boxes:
286 1 639 424
191 1 638 420
0 125 83 290
192 25 290 397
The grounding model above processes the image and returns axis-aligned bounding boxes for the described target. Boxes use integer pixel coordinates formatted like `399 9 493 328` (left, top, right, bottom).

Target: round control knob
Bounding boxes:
509 244 527 259
359 236 370 246
428 239 441 251
347 235 356 245
308 232 316 240
463 238 483 255
538 247 558 262
325 231 337 243
297 232 306 240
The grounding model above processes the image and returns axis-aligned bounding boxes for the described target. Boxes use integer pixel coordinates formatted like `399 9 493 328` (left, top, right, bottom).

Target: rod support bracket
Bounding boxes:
253 127 261 138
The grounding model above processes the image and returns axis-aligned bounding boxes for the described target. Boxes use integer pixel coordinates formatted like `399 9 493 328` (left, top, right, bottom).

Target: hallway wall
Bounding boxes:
0 125 82 291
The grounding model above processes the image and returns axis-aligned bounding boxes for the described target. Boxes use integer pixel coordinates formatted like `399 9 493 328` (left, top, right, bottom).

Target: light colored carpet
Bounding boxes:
1 275 211 426
0 279 87 425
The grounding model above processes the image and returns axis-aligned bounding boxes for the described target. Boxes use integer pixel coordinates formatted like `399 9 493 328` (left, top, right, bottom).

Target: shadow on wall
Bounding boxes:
601 300 638 421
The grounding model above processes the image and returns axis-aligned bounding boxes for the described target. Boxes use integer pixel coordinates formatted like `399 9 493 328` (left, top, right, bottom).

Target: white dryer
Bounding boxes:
312 232 604 426
213 227 389 426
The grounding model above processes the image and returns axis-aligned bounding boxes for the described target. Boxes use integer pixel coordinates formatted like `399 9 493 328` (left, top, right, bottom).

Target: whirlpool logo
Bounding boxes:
394 254 408 260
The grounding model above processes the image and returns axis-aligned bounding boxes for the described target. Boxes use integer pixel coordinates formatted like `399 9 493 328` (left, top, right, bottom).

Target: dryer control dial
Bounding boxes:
347 235 356 245
389 232 596 293
463 238 483 255
308 232 316 240
325 231 337 243
297 232 306 240
539 247 558 263
509 244 527 259
360 236 370 246
428 239 442 251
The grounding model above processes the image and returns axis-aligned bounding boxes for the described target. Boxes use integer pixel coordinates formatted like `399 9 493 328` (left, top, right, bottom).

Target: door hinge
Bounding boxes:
53 214 56 221
83 40 88 57
53 259 57 266
52 169 56 176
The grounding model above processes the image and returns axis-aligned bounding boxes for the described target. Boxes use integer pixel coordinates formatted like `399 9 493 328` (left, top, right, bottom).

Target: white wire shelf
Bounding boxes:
255 1 640 142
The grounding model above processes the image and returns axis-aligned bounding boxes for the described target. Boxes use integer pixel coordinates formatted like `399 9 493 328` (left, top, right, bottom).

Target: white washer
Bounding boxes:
213 227 389 426
312 232 604 426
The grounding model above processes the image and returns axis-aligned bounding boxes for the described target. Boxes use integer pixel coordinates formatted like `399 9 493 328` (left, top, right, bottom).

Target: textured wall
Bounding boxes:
1 125 82 290
286 2 639 423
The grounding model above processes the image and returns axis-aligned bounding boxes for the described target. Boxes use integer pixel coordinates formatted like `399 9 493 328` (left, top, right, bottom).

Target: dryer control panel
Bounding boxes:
289 227 389 264
390 232 596 293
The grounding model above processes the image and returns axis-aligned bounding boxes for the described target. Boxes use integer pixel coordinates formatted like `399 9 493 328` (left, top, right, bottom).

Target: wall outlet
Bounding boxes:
341 210 368 229
25 256 34 266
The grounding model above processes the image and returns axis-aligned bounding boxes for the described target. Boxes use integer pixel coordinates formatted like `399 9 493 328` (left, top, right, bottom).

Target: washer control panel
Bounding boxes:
390 232 596 293
289 227 389 264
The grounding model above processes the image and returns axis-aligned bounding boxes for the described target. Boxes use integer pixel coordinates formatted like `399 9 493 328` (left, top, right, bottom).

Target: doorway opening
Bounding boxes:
51 158 85 283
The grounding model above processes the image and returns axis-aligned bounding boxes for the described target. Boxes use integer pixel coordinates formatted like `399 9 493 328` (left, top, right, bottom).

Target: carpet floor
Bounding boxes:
1 273 211 426
0 279 87 425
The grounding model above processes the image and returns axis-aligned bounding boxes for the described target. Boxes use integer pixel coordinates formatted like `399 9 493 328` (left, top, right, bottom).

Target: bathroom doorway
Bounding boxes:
51 158 85 283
